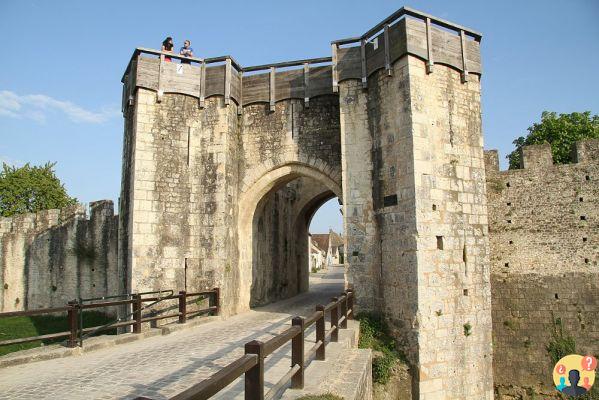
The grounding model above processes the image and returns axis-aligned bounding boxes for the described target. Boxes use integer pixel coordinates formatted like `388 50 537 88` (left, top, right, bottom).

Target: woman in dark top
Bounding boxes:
161 37 174 62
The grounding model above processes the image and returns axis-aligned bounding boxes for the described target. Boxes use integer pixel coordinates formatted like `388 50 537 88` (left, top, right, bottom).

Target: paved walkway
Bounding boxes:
0 267 345 400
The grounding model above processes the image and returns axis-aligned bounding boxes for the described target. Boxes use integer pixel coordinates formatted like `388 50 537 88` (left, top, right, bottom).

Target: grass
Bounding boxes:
297 395 343 400
356 312 404 385
0 311 114 356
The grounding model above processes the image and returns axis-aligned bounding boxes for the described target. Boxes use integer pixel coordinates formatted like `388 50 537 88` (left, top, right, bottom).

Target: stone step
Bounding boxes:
281 319 373 400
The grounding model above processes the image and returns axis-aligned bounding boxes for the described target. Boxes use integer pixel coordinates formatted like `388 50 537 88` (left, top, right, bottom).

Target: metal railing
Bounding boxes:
140 289 354 400
0 288 220 349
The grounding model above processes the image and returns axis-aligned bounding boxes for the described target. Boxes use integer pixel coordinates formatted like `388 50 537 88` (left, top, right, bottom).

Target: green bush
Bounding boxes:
546 317 575 365
0 311 114 356
356 312 404 384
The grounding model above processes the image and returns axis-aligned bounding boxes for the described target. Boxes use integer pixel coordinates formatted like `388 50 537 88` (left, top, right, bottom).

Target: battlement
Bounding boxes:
484 139 599 173
121 6 481 113
0 200 115 235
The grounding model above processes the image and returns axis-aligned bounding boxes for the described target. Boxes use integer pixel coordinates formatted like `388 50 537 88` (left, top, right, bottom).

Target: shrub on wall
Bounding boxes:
0 162 76 217
507 111 599 169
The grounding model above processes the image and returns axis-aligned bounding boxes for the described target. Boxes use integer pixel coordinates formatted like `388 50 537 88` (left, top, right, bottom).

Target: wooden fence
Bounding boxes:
0 288 220 348
138 289 354 400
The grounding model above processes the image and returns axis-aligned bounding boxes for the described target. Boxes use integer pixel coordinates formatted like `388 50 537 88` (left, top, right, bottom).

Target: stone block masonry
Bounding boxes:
485 139 599 395
0 201 119 312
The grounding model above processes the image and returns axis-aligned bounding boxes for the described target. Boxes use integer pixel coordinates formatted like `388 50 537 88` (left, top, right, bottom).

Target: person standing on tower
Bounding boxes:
179 40 194 64
161 36 174 62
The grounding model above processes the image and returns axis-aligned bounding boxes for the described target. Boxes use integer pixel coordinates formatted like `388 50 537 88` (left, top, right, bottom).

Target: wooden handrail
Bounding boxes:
331 6 482 45
0 287 220 349
170 354 258 400
160 290 355 400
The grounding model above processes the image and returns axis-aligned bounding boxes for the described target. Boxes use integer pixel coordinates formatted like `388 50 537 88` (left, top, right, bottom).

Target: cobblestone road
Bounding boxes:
0 267 345 400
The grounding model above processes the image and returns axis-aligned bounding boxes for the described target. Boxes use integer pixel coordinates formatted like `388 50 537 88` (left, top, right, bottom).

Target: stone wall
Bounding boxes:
0 201 119 312
340 54 493 399
485 139 599 395
121 88 342 316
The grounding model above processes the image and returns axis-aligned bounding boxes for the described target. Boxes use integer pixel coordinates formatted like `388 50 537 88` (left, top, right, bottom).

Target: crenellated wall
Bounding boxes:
0 201 119 312
485 139 599 397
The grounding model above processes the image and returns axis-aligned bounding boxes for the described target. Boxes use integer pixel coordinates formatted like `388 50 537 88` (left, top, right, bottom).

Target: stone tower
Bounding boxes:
120 7 493 399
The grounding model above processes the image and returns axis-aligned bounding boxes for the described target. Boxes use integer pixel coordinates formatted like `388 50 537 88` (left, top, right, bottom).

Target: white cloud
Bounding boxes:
0 90 120 124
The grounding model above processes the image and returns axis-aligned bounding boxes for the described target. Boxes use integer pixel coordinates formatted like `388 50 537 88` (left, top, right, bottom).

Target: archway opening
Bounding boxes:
237 163 343 310
307 198 344 274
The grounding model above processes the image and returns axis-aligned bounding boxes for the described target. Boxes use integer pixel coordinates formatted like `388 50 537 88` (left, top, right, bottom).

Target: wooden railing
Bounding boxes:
143 289 354 400
0 288 220 349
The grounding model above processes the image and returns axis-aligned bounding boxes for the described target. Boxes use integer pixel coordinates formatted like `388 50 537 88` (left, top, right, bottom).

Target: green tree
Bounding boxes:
0 162 77 217
507 111 599 169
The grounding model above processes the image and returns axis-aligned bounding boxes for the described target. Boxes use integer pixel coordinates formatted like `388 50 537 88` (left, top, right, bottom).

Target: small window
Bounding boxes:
506 202 512 206
436 236 444 250
506 182 511 188
583 237 588 242
504 262 509 267
507 219 512 224
585 258 589 264
383 194 398 207
463 289 469 296
586 175 590 181
432 204 437 211
555 293 559 299
509 240 514 245
581 216 587 221
579 197 584 202
462 245 467 263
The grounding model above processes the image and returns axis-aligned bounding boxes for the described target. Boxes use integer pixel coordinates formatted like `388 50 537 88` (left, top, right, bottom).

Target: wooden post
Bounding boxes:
425 17 434 74
315 305 325 360
360 39 367 89
67 301 78 348
157 54 164 103
238 70 244 115
178 290 187 324
347 290 354 320
212 287 220 316
330 297 339 342
199 60 206 108
331 43 339 93
291 317 305 389
303 63 310 107
340 294 348 329
269 66 276 112
384 24 392 76
224 58 231 106
460 29 469 83
133 294 142 333
245 340 264 400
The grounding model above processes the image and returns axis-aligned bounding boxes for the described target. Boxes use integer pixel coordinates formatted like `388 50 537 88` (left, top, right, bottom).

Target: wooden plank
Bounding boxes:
304 63 310 107
360 39 367 88
460 29 469 82
275 69 304 101
337 46 361 81
205 64 225 98
365 32 386 77
224 58 231 105
426 17 434 73
384 24 392 76
269 66 275 111
331 44 338 92
242 73 270 105
243 56 331 72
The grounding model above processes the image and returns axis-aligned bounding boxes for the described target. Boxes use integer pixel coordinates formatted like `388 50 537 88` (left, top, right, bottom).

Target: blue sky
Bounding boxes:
1 1 598 234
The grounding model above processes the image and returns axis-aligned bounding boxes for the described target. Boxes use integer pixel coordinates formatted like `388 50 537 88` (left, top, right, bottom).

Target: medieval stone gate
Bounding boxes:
120 7 493 399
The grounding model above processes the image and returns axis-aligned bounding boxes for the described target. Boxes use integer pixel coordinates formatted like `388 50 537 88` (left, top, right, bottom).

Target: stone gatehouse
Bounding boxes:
119 7 492 399
1 5 596 400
